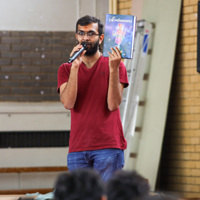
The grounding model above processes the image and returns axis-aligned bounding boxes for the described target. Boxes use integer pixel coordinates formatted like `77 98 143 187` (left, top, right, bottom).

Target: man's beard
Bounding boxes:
84 39 99 56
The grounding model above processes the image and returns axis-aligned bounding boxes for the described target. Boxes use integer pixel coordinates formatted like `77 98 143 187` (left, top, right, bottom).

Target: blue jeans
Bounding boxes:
67 148 124 182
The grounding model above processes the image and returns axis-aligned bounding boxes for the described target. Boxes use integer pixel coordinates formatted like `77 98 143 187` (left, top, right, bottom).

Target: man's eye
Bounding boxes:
79 32 85 35
88 32 95 36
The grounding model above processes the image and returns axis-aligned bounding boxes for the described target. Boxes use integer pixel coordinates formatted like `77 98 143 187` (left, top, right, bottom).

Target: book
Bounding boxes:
103 14 137 59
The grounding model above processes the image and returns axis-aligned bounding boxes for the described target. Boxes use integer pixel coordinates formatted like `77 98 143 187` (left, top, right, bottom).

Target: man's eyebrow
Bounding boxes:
78 30 95 32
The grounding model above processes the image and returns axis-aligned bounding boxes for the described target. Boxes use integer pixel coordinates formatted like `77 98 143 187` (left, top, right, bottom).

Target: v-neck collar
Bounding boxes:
81 55 103 71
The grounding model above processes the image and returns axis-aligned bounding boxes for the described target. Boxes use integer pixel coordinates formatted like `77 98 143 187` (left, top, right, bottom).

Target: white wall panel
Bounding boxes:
0 173 18 190
135 0 182 190
20 172 62 189
0 0 109 31
0 148 68 168
0 0 78 31
79 0 96 17
0 102 70 131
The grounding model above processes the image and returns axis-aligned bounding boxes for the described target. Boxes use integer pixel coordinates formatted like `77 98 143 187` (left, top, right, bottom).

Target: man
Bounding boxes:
57 15 129 181
107 170 150 200
54 168 106 200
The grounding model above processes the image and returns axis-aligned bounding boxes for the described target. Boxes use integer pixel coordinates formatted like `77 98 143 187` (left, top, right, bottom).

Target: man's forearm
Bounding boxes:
60 67 79 110
107 69 122 111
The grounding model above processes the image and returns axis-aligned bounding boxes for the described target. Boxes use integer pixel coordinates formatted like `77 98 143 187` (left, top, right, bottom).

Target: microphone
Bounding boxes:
68 42 87 63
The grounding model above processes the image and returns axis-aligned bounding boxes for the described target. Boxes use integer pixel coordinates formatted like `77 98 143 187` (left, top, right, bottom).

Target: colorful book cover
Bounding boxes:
103 14 137 59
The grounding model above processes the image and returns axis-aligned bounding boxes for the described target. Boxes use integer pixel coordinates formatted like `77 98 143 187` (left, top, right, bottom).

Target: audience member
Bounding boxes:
107 170 150 200
147 191 182 200
54 168 106 200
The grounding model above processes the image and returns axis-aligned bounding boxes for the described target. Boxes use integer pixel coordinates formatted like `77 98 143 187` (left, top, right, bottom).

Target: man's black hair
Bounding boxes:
54 168 105 200
107 170 150 200
76 15 104 35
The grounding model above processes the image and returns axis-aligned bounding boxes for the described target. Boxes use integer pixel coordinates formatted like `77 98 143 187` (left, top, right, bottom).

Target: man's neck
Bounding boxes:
82 51 101 69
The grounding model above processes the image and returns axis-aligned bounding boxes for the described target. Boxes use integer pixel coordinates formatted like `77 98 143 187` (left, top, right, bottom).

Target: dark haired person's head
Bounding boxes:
107 170 150 200
54 168 106 200
76 15 104 36
75 15 104 56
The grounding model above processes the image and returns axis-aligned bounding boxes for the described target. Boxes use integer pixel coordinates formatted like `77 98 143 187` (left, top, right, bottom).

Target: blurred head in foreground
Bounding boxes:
54 168 106 200
107 170 150 200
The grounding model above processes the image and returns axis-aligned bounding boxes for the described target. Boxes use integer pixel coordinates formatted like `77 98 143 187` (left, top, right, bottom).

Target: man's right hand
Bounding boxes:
70 43 86 69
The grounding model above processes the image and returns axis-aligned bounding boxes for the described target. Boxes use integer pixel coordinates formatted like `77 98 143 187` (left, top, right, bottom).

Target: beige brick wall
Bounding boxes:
157 0 200 198
118 0 132 15
117 0 200 198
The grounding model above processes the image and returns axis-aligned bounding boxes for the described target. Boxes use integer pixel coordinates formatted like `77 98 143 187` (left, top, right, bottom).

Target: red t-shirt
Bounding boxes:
57 56 129 153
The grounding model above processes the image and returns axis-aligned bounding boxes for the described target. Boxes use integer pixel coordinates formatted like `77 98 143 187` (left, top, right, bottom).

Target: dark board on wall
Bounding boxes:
0 31 76 101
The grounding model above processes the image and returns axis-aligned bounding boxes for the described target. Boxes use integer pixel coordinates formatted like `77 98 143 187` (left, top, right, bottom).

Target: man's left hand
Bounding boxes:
108 46 122 72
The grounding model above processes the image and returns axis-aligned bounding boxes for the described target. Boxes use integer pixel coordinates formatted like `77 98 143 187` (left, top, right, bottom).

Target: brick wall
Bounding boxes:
157 0 200 198
0 31 76 101
117 0 200 198
118 0 132 15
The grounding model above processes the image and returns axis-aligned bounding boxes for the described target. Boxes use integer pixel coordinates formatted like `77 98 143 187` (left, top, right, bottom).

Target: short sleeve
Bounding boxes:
57 63 71 93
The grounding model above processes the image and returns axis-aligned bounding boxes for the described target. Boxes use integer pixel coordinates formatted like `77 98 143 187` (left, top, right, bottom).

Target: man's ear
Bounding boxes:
75 33 79 44
75 33 79 43
100 195 107 200
99 34 104 45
